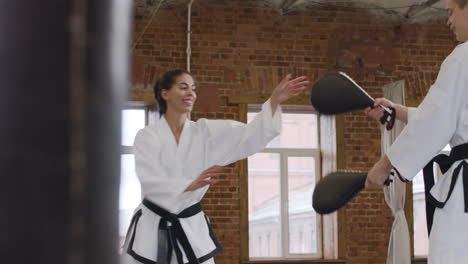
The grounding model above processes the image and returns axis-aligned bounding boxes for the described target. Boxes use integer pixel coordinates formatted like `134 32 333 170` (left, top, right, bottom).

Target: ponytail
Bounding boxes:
154 80 167 116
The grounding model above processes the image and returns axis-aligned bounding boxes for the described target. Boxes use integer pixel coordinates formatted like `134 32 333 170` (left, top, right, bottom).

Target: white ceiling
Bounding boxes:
141 0 448 23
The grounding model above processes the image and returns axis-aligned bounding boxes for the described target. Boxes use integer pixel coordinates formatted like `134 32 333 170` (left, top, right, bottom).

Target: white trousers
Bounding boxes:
428 177 468 264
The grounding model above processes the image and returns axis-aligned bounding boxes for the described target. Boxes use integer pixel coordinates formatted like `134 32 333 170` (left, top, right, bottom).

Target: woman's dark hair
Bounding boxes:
153 69 191 116
457 0 467 8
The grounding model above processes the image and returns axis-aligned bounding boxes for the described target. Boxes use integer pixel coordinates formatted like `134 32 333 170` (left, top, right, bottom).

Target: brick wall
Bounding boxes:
129 1 458 263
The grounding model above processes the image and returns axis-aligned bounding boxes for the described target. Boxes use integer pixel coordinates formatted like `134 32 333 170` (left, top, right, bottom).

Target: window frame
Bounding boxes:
247 106 322 260
231 94 343 264
119 103 157 242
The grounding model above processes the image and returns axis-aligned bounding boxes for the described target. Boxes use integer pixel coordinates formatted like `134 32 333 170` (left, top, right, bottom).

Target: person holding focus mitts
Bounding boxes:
122 69 308 264
364 0 468 263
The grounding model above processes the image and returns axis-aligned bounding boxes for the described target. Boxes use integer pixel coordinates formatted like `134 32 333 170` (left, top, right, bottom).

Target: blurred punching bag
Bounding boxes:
0 0 132 264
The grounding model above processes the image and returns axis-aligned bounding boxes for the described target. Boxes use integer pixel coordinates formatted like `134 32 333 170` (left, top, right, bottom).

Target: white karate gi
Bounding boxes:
122 99 281 264
387 41 468 263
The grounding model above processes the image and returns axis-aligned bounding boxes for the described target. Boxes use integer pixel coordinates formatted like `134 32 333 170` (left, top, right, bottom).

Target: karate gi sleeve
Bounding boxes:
407 107 417 121
387 57 468 180
203 98 282 166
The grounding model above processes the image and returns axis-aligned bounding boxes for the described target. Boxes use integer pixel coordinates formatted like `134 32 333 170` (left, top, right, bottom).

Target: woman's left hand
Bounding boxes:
184 166 222 192
271 74 309 106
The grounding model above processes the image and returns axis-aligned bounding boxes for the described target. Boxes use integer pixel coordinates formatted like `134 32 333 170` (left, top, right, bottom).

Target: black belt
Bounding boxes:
423 143 468 236
126 199 204 264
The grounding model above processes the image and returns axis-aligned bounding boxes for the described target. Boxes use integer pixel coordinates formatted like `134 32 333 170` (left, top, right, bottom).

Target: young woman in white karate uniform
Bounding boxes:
122 69 308 264
365 0 468 263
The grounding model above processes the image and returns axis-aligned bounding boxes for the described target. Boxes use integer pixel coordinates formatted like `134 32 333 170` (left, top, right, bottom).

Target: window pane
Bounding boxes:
121 109 146 146
288 157 318 254
119 154 141 237
248 153 281 258
247 112 318 148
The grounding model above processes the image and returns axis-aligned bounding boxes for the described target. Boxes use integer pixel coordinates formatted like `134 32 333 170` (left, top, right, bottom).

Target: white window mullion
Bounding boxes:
315 155 323 258
280 151 289 258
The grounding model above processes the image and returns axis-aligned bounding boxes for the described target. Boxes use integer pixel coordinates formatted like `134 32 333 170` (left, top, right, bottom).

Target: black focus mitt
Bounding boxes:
310 72 395 130
312 170 393 214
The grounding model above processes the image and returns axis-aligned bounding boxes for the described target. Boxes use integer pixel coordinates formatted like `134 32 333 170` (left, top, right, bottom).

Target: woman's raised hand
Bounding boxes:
271 74 308 105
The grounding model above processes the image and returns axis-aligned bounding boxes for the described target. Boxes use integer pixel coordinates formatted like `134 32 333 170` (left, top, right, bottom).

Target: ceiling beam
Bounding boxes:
279 0 300 13
404 0 441 18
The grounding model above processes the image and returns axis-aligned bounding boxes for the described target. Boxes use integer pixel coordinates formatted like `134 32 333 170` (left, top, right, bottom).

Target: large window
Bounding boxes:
119 106 155 244
412 144 451 258
247 106 322 259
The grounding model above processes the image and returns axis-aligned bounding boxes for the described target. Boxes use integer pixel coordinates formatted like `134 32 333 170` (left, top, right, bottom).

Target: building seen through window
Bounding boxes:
247 108 321 259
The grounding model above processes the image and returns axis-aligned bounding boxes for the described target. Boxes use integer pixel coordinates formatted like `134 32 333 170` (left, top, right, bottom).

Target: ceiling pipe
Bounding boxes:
187 0 195 72
186 0 195 120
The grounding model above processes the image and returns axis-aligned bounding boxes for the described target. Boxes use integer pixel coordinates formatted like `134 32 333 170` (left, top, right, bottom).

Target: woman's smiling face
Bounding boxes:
161 73 197 114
